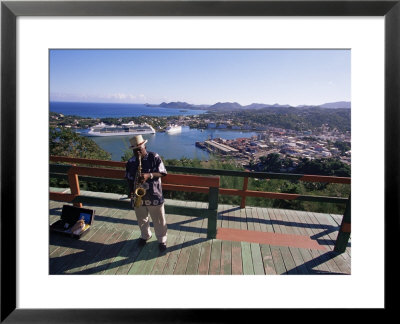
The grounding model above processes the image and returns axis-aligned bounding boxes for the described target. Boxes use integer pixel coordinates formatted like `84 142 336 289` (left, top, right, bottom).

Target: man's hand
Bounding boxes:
140 173 152 182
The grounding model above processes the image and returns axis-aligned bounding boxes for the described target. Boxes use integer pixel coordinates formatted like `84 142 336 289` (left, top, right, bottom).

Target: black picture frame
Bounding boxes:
1 0 398 321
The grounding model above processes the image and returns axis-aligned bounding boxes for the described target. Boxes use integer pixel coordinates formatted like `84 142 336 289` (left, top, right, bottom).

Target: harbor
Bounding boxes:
51 108 351 166
77 126 257 161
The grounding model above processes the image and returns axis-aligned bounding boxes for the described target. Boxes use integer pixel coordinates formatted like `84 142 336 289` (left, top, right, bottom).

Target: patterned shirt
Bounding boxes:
125 151 167 206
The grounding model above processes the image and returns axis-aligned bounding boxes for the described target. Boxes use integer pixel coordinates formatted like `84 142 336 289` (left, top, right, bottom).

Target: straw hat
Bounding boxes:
129 135 148 149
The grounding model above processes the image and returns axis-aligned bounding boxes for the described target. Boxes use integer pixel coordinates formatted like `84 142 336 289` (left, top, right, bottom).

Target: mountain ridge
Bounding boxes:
154 101 351 110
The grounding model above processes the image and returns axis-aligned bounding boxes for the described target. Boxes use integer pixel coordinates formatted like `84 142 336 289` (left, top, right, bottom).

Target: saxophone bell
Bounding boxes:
134 187 146 207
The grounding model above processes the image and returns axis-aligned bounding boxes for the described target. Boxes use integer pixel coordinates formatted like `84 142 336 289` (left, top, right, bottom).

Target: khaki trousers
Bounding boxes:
134 203 167 243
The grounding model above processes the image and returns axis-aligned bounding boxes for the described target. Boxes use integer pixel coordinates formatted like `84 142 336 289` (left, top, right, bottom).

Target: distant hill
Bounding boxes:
243 103 292 109
242 103 268 109
155 101 210 109
231 106 351 132
208 102 242 110
258 103 293 108
318 101 351 109
159 101 195 109
153 101 351 110
207 102 294 110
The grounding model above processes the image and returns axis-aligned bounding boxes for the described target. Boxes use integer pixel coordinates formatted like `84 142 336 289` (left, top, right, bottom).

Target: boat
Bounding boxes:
86 121 155 136
165 124 182 134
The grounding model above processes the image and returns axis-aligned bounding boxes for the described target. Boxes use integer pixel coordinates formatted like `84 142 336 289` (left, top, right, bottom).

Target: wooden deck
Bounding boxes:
49 190 351 275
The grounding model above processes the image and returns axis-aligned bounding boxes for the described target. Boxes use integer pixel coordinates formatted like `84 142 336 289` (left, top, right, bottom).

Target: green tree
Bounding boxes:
296 157 350 177
49 127 111 160
49 127 118 192
259 153 294 172
121 148 132 162
334 141 351 155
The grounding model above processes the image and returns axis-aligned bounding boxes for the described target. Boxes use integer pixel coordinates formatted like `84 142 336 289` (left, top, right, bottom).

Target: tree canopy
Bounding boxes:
256 153 350 177
49 127 111 160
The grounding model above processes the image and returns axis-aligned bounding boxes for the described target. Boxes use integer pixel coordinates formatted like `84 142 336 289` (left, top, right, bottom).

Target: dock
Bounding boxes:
204 140 239 155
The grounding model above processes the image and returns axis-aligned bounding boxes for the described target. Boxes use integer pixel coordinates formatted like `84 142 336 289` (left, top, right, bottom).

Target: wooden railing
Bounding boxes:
49 155 351 252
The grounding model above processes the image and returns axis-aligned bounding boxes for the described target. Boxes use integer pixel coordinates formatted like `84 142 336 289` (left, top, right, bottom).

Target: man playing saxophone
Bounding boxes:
125 135 168 252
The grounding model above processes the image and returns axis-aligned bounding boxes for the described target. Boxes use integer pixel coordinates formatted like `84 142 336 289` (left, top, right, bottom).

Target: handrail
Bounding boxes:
50 155 351 183
50 155 351 205
50 155 126 168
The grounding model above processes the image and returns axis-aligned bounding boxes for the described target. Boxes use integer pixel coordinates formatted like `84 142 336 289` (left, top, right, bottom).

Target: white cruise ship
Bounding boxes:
165 124 182 134
86 121 155 136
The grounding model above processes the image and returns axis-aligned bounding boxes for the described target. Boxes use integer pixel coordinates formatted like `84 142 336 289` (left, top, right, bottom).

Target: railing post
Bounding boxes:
334 194 351 253
207 186 219 239
240 170 249 209
68 165 82 208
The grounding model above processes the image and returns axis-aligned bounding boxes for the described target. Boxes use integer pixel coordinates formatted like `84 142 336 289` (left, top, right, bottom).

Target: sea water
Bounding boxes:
50 101 206 118
78 127 257 161
51 101 257 161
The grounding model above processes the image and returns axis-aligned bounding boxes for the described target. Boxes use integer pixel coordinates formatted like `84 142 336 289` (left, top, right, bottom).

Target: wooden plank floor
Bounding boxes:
49 190 351 275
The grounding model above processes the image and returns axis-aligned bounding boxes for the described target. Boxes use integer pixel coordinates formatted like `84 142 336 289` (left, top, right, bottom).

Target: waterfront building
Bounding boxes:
204 140 239 155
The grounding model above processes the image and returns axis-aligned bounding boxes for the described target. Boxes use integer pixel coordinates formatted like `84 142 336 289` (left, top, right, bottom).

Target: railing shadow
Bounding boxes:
219 213 338 231
219 207 242 214
50 233 208 275
284 251 350 275
50 217 209 240
310 229 351 248
218 209 344 247
50 207 345 247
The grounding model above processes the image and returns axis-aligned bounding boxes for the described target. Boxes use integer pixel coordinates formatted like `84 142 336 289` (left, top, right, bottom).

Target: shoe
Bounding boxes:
159 243 167 252
138 236 151 247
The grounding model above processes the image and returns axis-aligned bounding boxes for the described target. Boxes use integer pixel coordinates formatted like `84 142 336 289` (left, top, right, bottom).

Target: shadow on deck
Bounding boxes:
49 190 351 275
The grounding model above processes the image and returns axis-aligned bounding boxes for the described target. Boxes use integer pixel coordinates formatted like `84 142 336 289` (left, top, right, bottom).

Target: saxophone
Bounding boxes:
133 154 146 208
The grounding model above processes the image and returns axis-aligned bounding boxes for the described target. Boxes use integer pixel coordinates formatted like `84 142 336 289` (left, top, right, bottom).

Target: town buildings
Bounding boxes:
195 123 351 166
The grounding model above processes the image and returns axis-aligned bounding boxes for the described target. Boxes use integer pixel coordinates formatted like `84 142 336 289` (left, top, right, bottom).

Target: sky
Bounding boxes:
49 49 351 106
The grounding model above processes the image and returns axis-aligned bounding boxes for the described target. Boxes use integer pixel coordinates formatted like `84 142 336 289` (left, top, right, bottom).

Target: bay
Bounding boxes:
52 101 257 161
77 126 257 161
50 101 206 118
